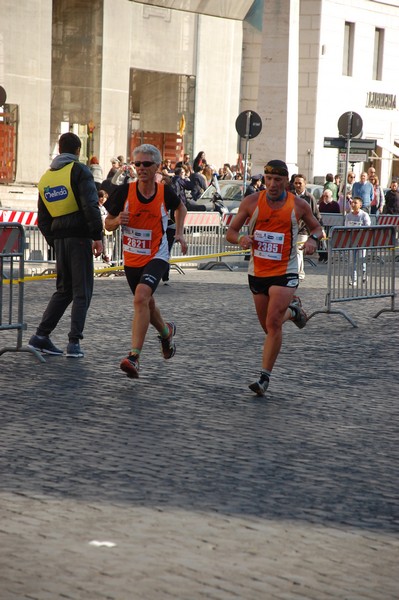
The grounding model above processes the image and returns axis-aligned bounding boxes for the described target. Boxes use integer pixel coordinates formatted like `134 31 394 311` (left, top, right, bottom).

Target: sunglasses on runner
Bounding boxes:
133 161 156 168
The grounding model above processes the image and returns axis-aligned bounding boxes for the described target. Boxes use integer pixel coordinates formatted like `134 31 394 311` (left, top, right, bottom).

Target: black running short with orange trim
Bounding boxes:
248 273 299 296
124 259 168 295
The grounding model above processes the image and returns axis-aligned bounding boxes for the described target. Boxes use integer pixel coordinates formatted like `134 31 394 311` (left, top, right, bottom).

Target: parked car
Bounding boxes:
197 179 245 213
306 184 324 201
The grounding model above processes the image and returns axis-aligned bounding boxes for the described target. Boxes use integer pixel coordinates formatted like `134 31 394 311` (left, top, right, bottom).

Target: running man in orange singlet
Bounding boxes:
226 159 323 396
104 144 188 379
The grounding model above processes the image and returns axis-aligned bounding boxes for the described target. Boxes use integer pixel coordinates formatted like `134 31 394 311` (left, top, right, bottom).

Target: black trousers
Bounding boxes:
36 237 94 342
162 227 176 282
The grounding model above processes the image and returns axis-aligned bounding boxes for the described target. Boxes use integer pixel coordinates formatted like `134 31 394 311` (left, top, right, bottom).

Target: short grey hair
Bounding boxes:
133 144 162 165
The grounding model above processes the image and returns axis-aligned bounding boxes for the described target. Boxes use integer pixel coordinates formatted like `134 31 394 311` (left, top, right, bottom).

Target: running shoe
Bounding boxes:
289 297 307 329
28 334 63 355
120 353 140 378
158 322 176 359
249 374 270 397
66 342 84 358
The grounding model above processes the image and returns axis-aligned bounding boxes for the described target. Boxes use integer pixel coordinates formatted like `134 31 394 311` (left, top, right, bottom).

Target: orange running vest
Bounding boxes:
122 182 169 268
248 190 299 277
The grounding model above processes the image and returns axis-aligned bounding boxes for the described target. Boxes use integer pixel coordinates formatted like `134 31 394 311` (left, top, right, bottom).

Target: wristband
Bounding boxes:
237 234 245 244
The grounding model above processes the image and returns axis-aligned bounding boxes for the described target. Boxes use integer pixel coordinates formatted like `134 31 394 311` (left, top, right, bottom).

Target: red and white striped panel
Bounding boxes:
0 209 38 226
221 214 249 227
377 215 399 227
184 212 221 227
332 227 394 249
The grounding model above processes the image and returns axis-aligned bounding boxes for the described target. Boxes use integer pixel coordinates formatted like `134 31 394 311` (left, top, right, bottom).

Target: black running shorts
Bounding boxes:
248 273 299 295
124 259 169 295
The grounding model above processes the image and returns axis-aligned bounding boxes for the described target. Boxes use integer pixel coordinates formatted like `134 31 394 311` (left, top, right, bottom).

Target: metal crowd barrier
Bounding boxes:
308 225 398 327
171 212 248 270
0 222 44 362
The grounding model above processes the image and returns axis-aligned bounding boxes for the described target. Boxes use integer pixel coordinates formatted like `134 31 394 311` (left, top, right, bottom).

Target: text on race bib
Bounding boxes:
253 230 284 261
122 226 152 255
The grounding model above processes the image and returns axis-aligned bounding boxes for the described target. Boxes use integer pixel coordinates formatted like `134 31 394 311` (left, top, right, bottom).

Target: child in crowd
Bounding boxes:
345 197 371 286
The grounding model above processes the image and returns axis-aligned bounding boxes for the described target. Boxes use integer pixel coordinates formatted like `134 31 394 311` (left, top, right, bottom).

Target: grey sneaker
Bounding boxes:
66 342 84 358
158 322 176 359
28 334 63 355
249 374 270 397
289 296 307 329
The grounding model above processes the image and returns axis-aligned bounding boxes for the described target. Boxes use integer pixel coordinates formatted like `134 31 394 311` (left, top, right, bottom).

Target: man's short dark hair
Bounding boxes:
58 132 81 155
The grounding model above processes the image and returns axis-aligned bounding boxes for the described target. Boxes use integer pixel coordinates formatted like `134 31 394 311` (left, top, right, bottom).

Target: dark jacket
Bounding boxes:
189 172 207 201
38 154 103 245
384 189 399 214
297 190 323 235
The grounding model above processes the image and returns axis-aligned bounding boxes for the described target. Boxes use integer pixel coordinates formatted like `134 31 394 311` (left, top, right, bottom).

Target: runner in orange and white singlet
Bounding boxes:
104 144 188 379
226 159 323 397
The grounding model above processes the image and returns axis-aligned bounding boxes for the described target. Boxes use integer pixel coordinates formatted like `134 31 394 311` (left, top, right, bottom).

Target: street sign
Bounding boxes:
235 110 262 139
0 86 6 105
339 153 368 163
324 137 376 151
337 111 363 138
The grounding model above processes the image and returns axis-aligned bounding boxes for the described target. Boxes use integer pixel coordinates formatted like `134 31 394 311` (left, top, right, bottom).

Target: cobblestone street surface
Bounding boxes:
1 263 398 599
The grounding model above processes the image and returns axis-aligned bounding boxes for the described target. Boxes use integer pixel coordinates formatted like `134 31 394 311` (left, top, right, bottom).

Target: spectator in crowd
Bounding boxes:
334 174 341 191
193 151 206 172
161 159 174 176
293 173 322 280
106 157 120 179
338 171 356 214
98 189 111 263
288 173 297 192
28 132 103 358
318 188 340 213
245 174 263 197
384 180 399 214
369 174 385 215
317 189 340 263
351 171 373 213
104 143 188 379
112 161 137 185
323 172 338 200
170 167 193 207
89 156 103 190
203 164 214 187
345 197 371 286
189 164 207 201
175 153 192 172
225 159 322 397
220 163 234 180
367 166 376 180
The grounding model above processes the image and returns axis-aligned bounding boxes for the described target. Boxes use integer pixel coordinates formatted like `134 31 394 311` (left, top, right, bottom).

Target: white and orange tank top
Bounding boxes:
122 182 169 268
248 190 299 277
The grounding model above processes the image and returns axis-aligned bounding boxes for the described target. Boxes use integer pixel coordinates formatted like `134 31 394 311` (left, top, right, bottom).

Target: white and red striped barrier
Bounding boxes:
377 214 399 227
332 226 395 249
184 212 221 227
0 209 38 226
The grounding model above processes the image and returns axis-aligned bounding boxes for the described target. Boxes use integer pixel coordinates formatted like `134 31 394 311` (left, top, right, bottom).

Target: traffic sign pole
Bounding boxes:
235 110 262 193
243 111 252 192
343 113 353 224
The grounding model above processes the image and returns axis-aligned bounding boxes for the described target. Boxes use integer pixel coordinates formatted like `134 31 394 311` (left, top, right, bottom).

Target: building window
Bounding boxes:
342 22 355 77
373 28 384 81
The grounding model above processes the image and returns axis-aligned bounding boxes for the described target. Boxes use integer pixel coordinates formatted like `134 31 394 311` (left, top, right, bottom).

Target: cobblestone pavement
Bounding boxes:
1 262 398 599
